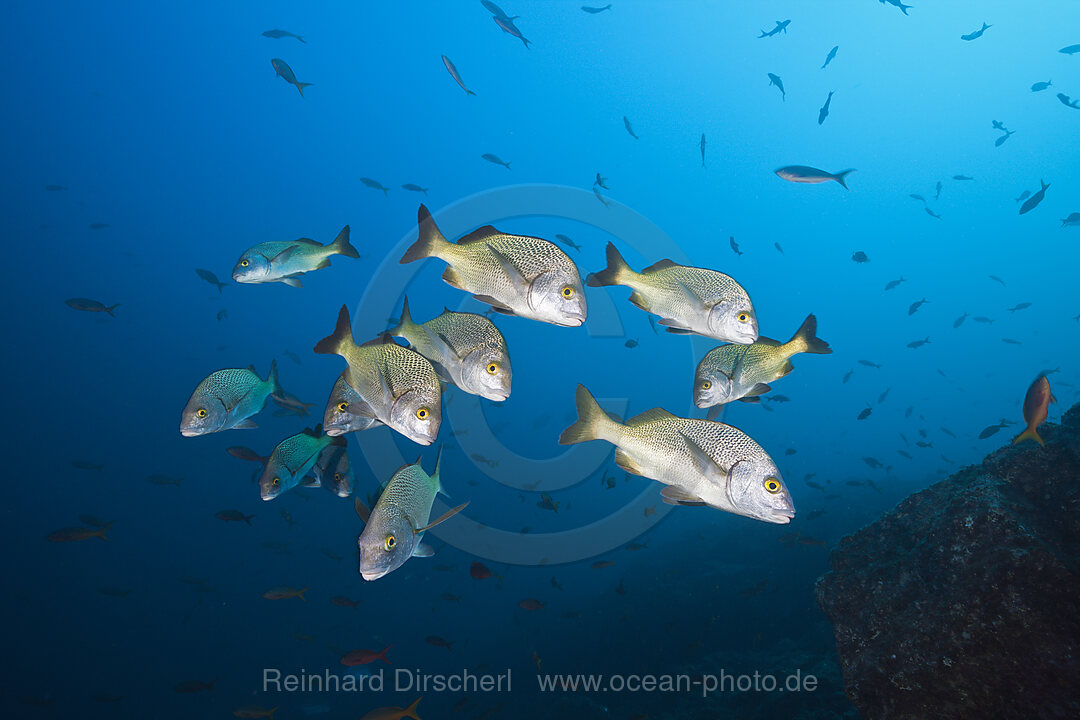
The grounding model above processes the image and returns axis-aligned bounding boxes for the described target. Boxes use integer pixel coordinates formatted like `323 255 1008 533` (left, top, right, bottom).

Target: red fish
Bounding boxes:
518 598 546 611
341 645 392 666
1014 374 1056 446
47 526 108 542
470 561 492 580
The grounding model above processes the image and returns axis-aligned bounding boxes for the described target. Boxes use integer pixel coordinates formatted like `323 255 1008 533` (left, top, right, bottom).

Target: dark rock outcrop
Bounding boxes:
816 404 1080 719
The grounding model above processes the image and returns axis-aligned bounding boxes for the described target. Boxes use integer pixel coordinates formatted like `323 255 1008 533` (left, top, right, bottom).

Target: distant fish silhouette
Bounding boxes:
767 72 785 101
441 55 476 96
925 207 942 219
1014 190 1030 204
271 58 312 97
729 236 742 256
494 16 530 48
481 153 512 169
581 4 612 13
1030 80 1052 92
1060 44 1080 54
699 134 706 168
880 0 913 16
481 0 519 21
960 22 991 41
1019 180 1049 215
758 19 790 38
818 91 834 125
821 45 838 69
262 29 305 43
1057 93 1080 109
995 129 1015 146
623 116 638 139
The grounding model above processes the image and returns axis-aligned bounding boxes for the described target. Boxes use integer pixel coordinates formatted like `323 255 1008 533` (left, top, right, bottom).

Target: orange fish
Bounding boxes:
591 560 614 569
47 526 108 542
360 696 422 720
341 645 392 666
1013 374 1056 446
261 586 306 601
518 598 545 611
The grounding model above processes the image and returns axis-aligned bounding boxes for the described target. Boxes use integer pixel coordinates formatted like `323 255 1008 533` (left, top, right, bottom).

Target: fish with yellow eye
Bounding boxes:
259 426 345 501
389 296 512 401
323 371 383 436
307 442 353 498
400 204 587 327
232 225 359 288
1013 374 1056 446
587 242 758 344
560 385 794 524
355 450 468 581
315 306 443 445
180 362 281 437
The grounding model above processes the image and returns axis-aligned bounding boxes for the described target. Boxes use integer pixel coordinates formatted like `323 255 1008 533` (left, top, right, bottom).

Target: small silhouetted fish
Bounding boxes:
785 448 797 456
885 277 905 291
989 275 1006 286
925 207 942 219
624 339 638 349
1002 338 1022 345
909 194 926 202
271 58 312 97
1015 190 1031 204
594 173 609 189
953 312 969 328
898 449 912 459
776 165 854 188
89 222 109 230
1031 80 1052 92
1060 44 1080 55
907 337 930 349
858 360 881 368
1060 212 1080 228
66 298 119 316
974 316 994 324
995 130 1015 147
217 309 227 322
402 184 429 195
441 55 476 96
818 91 834 125
862 457 882 469
953 175 973 181
878 387 891 404
852 251 869 263
263 29 305 42
195 268 227 293
758 19 790 38
978 419 1012 439
940 427 957 439
700 134 706 168
843 370 854 383
45 184 67 191
1007 302 1031 312
908 298 928 315
992 120 1007 131
481 153 511 169
581 4 612 13
774 242 784 254
882 0 912 15
857 406 872 420
623 116 638 139
729 236 742 256
767 73 785 101
821 45 838 69
935 181 942 199
960 22 991 41
359 177 390 197
554 234 582 252
1019 180 1049 214
494 16 530 48
1057 93 1080 109
593 186 611 207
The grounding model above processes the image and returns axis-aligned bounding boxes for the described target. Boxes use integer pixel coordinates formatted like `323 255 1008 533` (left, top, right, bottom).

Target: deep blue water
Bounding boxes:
4 1 1079 718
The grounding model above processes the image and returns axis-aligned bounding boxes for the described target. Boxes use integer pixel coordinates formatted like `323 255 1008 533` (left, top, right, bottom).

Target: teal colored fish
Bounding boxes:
271 58 313 97
180 362 281 437
260 426 344 500
232 226 359 287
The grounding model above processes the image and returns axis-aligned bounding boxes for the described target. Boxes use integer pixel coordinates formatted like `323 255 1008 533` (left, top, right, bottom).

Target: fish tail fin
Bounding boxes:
266 359 282 397
587 242 632 287
244 514 254 525
313 305 354 357
432 446 443 491
401 204 448 264
788 314 832 355
379 644 394 664
296 82 313 97
329 225 360 258
267 708 279 720
105 304 120 317
95 526 108 541
559 385 614 445
466 89 476 96
403 696 423 720
1041 179 1050 191
1013 427 1045 447
297 588 307 601
834 169 856 189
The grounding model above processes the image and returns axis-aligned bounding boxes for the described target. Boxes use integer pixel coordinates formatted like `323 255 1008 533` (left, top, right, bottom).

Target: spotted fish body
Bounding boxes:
309 443 354 498
232 226 359 287
180 363 281 436
560 385 794 524
358 458 442 581
323 371 383 436
260 427 344 500
391 297 512 401
400 205 587 327
588 242 758 343
314 306 442 445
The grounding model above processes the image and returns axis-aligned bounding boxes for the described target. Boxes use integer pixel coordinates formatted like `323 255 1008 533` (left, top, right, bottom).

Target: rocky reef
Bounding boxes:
816 402 1080 719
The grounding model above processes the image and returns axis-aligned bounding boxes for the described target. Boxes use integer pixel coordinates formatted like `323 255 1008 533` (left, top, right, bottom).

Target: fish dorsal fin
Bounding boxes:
458 226 501 245
414 502 469 534
301 426 320 438
642 258 678 273
293 237 321 245
247 364 257 373
756 336 781 347
360 333 394 348
626 408 676 426
354 497 371 523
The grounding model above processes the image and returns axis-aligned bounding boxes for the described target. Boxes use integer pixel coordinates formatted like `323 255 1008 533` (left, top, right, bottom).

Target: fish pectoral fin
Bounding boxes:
656 318 690 330
663 326 696 335
737 396 762 404
354 497 371 523
660 486 707 506
414 502 469 534
300 476 320 488
313 257 332 270
281 276 303 288
745 383 772 397
680 431 729 485
346 399 378 418
442 266 467 290
271 246 299 264
233 419 258 429
614 449 646 476
485 243 528 289
777 360 795 377
706 405 724 420
627 291 651 312
473 294 516 315
412 543 435 557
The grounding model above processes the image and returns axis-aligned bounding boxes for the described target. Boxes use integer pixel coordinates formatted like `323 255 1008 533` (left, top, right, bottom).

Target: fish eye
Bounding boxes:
195 408 207 419
701 381 711 391
737 313 750 323
416 408 429 420
334 473 343 482
486 362 499 375
384 535 396 551
272 477 281 487
763 477 782 494
337 402 349 412
240 259 250 267
560 286 575 299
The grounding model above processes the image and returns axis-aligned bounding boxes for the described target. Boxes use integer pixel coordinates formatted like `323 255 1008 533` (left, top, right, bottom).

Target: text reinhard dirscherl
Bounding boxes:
263 668 512 694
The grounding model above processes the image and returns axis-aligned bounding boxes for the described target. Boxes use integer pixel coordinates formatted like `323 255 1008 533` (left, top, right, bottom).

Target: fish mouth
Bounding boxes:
483 389 511 402
768 508 795 524
180 428 205 437
361 568 388 582
555 312 586 327
324 427 344 437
